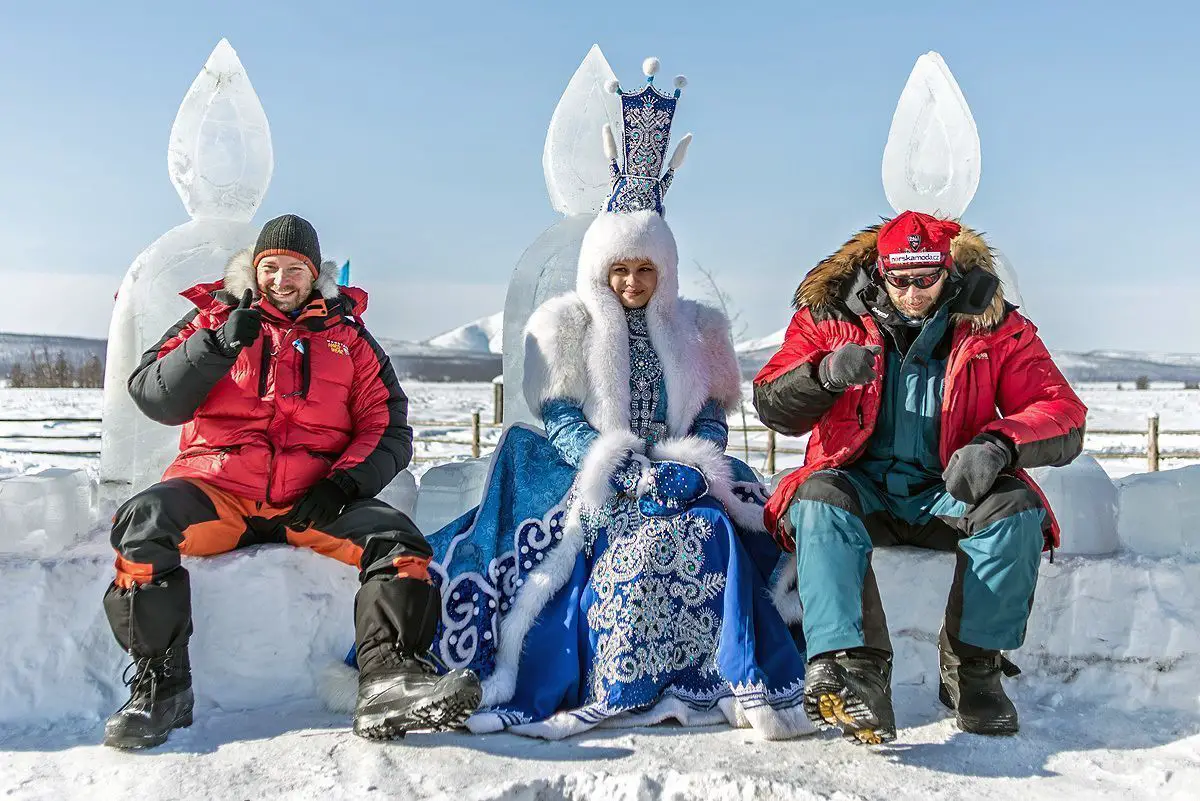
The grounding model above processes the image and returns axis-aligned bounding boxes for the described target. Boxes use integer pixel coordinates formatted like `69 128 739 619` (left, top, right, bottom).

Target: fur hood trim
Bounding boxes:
793 224 1007 332
523 292 742 436
223 247 342 303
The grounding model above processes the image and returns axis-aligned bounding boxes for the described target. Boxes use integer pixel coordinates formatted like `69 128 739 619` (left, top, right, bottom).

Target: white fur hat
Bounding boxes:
575 210 680 321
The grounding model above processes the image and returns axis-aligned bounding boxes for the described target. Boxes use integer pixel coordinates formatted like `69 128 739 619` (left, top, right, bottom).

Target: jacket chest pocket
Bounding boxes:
961 353 996 427
307 337 356 398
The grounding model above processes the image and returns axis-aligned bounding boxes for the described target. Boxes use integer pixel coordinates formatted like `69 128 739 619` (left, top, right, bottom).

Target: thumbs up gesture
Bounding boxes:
216 289 263 355
819 343 882 392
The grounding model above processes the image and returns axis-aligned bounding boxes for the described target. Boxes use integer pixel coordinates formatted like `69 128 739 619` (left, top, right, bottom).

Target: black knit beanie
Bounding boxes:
253 214 321 278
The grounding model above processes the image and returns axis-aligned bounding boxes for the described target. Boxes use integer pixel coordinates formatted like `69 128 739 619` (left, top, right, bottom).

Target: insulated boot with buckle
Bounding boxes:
803 648 896 745
938 631 1021 735
103 647 194 750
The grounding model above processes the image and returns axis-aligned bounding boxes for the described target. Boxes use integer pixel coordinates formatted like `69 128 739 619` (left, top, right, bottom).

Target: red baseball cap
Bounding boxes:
877 211 962 271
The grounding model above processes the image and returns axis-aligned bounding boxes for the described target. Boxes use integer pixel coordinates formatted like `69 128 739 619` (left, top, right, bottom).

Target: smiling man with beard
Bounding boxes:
100 214 481 749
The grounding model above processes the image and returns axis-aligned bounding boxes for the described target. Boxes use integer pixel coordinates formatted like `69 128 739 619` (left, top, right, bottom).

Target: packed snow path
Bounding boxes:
2 690 1197 800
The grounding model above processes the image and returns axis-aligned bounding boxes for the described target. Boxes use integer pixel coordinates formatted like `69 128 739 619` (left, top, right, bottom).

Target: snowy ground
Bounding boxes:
2 382 1199 800
2 691 1197 800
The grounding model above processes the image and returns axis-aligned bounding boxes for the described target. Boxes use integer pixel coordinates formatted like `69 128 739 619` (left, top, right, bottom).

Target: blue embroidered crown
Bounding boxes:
602 57 692 215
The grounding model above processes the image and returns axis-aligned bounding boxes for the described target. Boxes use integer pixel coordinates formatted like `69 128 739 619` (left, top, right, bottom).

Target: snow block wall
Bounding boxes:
1 460 1198 728
0 469 94 557
0 540 358 726
1116 465 1200 558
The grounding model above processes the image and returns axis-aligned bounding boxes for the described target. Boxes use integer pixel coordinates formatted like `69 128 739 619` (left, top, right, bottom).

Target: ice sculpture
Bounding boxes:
100 39 272 492
881 53 1029 315
882 51 980 219
1029 455 1118 555
501 45 623 425
990 248 1025 311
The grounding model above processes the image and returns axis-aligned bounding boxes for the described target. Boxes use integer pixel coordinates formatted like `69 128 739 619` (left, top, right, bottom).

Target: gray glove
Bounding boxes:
943 435 1012 504
818 344 882 391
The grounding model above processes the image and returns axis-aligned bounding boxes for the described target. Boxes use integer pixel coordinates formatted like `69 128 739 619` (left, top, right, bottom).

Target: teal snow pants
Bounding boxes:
788 467 1046 657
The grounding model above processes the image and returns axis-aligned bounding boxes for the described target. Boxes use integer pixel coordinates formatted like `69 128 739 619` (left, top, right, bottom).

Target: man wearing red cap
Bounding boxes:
753 211 1086 743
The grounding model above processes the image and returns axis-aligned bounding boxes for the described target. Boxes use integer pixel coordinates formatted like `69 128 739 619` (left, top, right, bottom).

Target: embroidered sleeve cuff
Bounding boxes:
575 430 648 509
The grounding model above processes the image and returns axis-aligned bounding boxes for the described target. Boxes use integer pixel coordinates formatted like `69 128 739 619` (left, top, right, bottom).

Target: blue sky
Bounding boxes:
0 0 1197 351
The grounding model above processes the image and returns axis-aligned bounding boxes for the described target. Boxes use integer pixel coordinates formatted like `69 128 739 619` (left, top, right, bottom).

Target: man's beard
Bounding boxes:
896 299 934 319
266 288 309 313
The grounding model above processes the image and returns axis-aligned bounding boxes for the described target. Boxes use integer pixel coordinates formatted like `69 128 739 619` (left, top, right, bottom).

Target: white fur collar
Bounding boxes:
523 292 742 435
223 247 341 301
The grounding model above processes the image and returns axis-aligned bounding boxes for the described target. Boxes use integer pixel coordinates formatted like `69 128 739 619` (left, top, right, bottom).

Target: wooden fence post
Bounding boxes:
1147 413 1160 473
766 429 776 475
493 380 504 425
471 412 481 458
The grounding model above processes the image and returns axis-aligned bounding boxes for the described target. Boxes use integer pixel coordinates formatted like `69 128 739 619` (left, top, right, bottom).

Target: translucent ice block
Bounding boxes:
378 469 418 519
543 45 622 216
413 459 491 535
501 214 597 426
168 39 273 222
101 219 258 489
1117 464 1200 558
102 37 272 489
0 469 94 557
882 52 980 219
1029 455 1118 555
991 248 1025 312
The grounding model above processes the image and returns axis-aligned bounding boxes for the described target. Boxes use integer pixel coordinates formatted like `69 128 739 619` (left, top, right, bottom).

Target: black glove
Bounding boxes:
942 435 1013 505
818 343 882 391
280 478 352 532
215 289 263 356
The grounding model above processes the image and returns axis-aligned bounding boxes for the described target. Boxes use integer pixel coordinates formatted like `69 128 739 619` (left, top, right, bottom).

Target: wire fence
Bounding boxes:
0 413 1195 474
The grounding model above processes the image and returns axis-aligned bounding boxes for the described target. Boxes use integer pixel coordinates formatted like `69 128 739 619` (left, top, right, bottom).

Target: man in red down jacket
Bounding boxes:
753 211 1086 744
101 215 480 749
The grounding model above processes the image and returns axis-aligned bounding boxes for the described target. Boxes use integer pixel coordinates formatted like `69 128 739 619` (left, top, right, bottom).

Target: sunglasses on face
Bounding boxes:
878 265 947 289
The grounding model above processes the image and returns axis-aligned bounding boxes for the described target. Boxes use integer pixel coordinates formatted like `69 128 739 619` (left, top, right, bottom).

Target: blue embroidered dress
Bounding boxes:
422 307 811 739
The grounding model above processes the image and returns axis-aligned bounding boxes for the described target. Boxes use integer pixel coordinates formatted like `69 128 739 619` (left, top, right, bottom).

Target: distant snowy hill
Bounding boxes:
735 327 1200 383
374 337 501 382
423 312 503 354
734 329 785 354
0 332 106 376
1049 350 1200 383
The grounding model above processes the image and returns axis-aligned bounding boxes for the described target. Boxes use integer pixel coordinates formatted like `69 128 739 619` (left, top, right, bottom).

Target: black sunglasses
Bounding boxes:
878 265 947 289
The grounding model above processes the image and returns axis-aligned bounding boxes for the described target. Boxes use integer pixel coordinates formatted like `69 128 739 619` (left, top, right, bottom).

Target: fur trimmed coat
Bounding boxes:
522 290 759 528
753 225 1087 550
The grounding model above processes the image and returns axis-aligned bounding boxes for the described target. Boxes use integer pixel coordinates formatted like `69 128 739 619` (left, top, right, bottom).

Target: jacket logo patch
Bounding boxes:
327 341 351 357
908 234 921 250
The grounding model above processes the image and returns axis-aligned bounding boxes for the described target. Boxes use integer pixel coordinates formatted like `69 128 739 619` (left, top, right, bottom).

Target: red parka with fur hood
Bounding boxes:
753 226 1087 551
127 250 413 506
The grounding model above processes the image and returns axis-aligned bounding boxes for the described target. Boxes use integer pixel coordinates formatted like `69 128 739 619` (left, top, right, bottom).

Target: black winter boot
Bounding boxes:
938 631 1021 735
803 648 896 745
103 648 194 749
352 577 481 740
102 573 195 749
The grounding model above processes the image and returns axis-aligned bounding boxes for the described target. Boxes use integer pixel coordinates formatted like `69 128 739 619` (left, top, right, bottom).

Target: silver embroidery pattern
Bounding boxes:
605 80 681 214
585 498 726 700
626 307 665 446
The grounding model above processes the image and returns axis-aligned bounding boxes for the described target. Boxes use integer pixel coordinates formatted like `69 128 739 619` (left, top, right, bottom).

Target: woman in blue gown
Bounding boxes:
417 61 812 740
